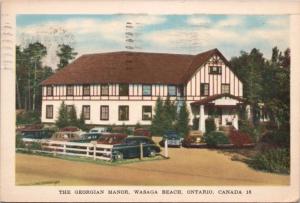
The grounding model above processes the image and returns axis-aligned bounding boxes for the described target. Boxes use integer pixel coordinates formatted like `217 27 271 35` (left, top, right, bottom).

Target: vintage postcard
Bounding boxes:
0 0 299 202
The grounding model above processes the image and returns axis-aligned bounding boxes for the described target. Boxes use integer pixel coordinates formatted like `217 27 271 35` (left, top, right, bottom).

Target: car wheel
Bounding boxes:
148 150 156 157
114 151 124 161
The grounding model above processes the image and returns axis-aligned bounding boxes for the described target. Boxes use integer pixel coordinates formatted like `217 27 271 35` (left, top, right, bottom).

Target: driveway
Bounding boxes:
15 146 289 186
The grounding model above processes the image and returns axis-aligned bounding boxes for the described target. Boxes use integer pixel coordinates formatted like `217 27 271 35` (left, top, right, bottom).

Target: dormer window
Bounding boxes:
83 85 90 96
46 86 53 96
66 85 74 96
209 66 222 74
142 85 152 96
119 84 129 96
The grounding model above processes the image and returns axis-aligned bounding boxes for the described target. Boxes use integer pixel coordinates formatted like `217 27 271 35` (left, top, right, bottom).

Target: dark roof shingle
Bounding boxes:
41 48 224 85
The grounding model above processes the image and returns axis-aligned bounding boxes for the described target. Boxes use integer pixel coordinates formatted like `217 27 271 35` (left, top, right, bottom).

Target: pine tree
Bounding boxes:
151 97 165 136
77 110 87 131
163 96 176 131
175 101 190 137
55 101 68 129
68 105 78 127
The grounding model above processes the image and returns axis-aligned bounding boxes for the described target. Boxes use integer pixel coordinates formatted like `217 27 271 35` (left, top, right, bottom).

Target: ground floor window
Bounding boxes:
119 105 129 121
46 105 53 119
100 105 109 120
82 105 90 120
142 106 152 120
66 105 73 113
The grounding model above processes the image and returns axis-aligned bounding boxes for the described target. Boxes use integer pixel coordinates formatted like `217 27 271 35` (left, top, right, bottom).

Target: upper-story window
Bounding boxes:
142 85 152 96
66 85 74 96
101 84 109 96
177 85 184 97
200 83 209 96
46 86 53 96
221 84 230 94
168 85 177 96
209 66 222 74
83 85 90 96
119 84 129 96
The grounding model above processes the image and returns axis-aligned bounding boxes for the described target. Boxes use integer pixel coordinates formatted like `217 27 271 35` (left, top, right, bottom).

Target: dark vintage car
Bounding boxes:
71 133 102 143
133 128 151 137
97 133 128 145
159 131 182 147
112 136 161 160
182 131 205 148
21 129 54 141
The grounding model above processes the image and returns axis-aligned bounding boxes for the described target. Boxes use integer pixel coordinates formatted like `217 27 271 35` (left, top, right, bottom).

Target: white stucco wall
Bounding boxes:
42 100 160 126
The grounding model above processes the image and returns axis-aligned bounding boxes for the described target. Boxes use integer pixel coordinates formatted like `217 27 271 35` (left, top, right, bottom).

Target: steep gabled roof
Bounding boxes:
41 48 229 85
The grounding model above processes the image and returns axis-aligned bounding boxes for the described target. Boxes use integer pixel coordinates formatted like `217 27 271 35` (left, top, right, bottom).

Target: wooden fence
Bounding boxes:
23 139 114 161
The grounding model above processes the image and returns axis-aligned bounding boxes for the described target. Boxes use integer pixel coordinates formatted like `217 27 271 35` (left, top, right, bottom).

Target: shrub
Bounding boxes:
265 130 290 148
229 130 253 147
16 111 41 125
203 131 230 147
16 133 25 148
248 148 290 174
205 118 216 134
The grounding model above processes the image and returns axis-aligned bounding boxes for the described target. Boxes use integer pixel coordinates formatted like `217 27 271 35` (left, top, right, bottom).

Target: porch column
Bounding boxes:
233 114 239 130
199 105 205 133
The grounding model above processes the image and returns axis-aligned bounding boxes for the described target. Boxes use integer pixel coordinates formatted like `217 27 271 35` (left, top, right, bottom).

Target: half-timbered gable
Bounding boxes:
185 52 243 101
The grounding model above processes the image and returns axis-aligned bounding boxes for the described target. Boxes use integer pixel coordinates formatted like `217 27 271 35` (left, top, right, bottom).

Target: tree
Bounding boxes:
163 96 177 131
56 44 77 70
16 42 53 112
230 48 265 124
55 101 69 129
78 110 88 131
68 105 78 126
175 101 190 137
151 97 165 136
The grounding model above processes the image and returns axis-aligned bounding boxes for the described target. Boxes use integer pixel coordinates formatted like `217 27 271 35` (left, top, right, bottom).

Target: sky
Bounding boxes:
16 14 289 69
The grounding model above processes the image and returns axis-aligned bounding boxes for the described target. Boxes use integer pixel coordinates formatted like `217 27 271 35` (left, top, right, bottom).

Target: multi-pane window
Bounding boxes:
101 84 109 96
46 105 53 119
66 85 74 96
46 86 53 96
168 85 177 96
82 105 90 120
83 85 90 96
142 85 152 96
119 106 129 121
119 84 129 96
221 84 230 94
209 66 222 74
178 85 184 97
142 106 152 120
100 105 109 120
200 83 209 96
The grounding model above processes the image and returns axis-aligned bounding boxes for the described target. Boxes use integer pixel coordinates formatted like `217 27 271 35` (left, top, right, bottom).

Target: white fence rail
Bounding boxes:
23 139 114 161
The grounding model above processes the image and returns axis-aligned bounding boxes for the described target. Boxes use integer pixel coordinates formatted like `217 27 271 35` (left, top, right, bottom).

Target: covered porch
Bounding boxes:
190 93 244 133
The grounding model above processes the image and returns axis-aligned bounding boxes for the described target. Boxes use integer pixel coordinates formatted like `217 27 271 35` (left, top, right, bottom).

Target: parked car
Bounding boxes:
112 136 161 160
133 128 151 137
182 131 205 148
71 133 102 143
89 127 108 133
21 129 54 142
50 131 82 142
60 126 80 132
159 131 182 147
97 133 127 145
